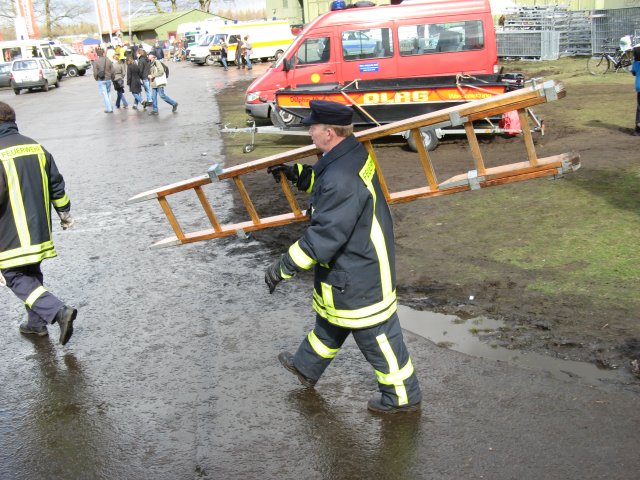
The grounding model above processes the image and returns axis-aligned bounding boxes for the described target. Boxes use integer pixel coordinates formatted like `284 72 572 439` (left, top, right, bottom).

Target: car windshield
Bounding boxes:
13 59 38 70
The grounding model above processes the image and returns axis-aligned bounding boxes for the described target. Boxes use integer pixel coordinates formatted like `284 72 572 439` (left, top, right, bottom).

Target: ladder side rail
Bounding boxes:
363 141 390 201
127 174 211 204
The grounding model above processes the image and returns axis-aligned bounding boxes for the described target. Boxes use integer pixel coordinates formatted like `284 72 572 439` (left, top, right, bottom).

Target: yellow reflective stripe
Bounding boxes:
52 194 69 208
0 249 57 269
321 281 334 311
313 294 397 329
0 144 44 160
359 155 393 300
313 289 396 320
38 153 52 238
280 266 293 279
308 330 339 359
375 333 411 406
1 158 31 247
288 241 316 270
0 240 55 261
25 286 47 308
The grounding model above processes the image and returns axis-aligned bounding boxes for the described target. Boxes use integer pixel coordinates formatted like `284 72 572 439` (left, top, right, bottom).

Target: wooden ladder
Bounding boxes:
127 79 580 249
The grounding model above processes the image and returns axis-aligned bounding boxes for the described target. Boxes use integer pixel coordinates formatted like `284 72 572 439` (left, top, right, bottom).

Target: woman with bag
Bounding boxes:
112 56 129 109
126 55 144 110
147 51 178 116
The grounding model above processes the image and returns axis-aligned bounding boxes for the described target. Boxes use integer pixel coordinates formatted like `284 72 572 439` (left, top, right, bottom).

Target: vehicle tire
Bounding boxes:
274 49 284 60
13 88 20 95
270 106 301 128
66 66 79 77
406 128 438 152
42 81 49 92
55 79 60 88
205 55 215 66
78 69 86 76
587 55 609 75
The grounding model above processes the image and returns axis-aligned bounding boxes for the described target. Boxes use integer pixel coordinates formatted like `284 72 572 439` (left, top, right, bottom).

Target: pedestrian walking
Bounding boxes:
234 35 244 69
0 101 77 345
92 48 114 113
219 38 229 71
147 51 178 116
112 56 129 109
126 55 144 109
243 35 253 70
137 48 152 109
153 42 165 60
631 46 640 136
265 100 422 414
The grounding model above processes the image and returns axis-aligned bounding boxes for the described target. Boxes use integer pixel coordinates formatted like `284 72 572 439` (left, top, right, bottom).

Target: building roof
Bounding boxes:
130 9 217 31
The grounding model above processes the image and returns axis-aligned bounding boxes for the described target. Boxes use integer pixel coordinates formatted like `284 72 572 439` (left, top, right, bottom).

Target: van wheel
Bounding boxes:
205 55 215 66
55 79 61 88
274 50 284 60
78 69 86 76
42 81 49 92
406 128 438 152
67 66 79 77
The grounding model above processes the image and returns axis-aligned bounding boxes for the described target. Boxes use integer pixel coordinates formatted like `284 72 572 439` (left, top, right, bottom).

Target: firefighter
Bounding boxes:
265 100 422 413
0 102 77 345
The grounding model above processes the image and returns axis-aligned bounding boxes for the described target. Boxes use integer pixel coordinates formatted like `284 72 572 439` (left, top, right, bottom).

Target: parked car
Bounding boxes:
0 62 10 87
10 57 59 94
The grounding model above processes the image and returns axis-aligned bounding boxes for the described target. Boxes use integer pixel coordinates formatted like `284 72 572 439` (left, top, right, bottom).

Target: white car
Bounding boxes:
10 57 59 94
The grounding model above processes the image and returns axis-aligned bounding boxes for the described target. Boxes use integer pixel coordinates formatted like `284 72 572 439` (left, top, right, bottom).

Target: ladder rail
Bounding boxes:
127 80 579 249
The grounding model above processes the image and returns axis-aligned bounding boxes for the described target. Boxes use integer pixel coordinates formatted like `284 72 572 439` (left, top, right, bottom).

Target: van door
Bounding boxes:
288 33 338 88
338 25 396 82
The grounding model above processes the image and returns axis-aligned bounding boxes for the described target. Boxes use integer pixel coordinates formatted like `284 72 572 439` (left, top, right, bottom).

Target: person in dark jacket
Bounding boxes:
137 48 152 108
126 55 143 109
0 102 77 345
153 42 165 60
265 100 422 414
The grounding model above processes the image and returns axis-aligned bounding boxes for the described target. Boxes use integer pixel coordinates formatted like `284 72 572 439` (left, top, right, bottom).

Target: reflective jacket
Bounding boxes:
0 122 70 269
283 135 397 329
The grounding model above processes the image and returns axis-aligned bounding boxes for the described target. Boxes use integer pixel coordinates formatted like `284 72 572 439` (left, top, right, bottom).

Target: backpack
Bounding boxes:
161 61 169 78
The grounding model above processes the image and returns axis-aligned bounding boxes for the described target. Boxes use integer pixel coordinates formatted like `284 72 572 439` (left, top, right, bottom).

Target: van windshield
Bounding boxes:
198 35 214 46
41 46 55 60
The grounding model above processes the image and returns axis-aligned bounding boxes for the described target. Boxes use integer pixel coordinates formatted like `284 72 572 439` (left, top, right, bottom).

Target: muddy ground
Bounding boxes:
217 57 640 383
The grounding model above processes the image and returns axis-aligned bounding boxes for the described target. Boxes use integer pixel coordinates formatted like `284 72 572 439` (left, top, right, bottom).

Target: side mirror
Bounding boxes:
282 58 290 72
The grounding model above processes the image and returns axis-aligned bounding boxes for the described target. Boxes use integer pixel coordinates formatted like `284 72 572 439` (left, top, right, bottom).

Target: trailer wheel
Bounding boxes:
407 128 438 152
243 143 255 153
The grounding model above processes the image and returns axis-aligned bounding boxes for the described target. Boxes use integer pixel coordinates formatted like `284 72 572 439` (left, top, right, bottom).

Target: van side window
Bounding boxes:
3 48 21 62
342 28 393 61
294 37 330 66
398 20 484 56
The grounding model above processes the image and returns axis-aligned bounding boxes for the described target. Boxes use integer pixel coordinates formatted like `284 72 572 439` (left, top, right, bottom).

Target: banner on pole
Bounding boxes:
94 0 125 34
16 0 40 39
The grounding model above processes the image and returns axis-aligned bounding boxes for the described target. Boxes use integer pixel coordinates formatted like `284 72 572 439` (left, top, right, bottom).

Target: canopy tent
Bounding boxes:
82 37 101 45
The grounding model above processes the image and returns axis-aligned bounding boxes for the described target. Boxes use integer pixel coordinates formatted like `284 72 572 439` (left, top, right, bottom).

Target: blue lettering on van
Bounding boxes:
359 62 379 73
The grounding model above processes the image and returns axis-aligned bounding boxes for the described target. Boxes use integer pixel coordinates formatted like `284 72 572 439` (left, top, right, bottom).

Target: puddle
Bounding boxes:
398 305 630 388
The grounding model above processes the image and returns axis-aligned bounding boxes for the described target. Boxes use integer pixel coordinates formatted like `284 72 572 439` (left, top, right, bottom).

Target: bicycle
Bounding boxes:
587 38 634 75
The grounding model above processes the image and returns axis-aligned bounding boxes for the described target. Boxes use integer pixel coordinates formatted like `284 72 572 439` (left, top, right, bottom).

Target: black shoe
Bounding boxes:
278 352 316 388
367 396 421 414
52 305 77 345
172 102 178 113
19 321 48 337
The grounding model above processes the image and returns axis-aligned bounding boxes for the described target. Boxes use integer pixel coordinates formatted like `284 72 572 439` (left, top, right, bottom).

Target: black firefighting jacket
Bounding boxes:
282 134 397 329
0 121 70 269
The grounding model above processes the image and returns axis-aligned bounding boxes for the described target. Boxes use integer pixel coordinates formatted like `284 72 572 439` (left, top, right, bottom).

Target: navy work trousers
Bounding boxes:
2 263 63 327
293 312 422 408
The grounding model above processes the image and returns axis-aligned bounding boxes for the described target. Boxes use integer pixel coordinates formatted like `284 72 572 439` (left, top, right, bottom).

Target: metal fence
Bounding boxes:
590 7 640 54
497 31 560 60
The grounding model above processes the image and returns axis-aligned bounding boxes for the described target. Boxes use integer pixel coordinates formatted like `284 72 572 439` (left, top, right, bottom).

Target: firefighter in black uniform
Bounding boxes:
0 102 76 345
265 100 422 413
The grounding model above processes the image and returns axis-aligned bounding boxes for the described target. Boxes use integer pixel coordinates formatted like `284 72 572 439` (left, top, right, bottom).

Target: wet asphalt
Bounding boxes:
0 61 639 480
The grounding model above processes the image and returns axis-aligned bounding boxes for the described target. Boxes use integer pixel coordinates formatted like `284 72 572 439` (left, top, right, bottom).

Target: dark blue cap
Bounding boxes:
301 100 353 126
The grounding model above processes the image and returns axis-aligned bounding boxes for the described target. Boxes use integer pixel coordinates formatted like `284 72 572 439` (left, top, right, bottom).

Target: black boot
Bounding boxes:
278 352 316 387
367 396 422 414
19 321 48 337
52 305 77 345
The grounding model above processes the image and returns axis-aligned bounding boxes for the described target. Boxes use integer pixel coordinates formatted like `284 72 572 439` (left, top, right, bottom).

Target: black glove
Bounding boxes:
265 258 283 294
267 164 298 184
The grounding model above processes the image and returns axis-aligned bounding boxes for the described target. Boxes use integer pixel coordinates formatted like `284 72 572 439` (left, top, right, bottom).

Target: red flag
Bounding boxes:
16 0 40 39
